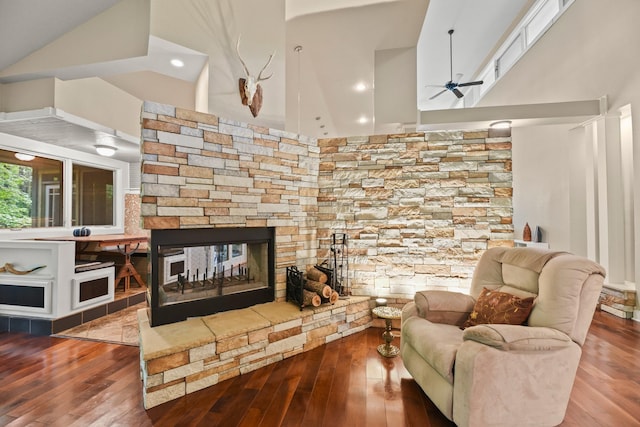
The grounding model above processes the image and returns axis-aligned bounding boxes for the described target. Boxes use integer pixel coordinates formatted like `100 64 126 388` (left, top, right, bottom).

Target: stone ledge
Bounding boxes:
138 296 372 409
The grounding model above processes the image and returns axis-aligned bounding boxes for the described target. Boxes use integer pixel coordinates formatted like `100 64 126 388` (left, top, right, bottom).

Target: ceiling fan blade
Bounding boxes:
452 88 464 98
458 80 484 87
454 73 463 84
429 89 448 100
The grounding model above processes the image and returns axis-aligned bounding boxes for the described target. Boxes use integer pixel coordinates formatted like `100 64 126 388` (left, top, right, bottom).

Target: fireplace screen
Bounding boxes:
158 242 269 305
150 227 275 326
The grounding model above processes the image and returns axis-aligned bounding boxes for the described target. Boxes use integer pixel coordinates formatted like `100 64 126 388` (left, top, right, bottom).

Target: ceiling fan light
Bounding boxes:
95 145 117 157
15 152 35 161
490 120 512 129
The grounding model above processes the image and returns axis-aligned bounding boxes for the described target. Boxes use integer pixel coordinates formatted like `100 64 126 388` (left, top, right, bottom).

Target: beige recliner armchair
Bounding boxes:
401 247 605 427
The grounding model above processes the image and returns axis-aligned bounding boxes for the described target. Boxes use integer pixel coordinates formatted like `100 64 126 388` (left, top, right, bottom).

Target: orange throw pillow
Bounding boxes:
463 287 535 329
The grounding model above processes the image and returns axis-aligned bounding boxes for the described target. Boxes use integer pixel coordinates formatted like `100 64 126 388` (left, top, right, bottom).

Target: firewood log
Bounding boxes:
302 289 321 307
329 291 339 304
304 279 332 298
306 266 328 284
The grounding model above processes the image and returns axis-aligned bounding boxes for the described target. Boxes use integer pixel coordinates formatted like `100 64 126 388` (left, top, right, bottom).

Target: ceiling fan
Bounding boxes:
428 29 483 100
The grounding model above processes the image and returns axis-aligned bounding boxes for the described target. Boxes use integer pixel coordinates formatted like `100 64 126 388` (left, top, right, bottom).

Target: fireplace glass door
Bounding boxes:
158 242 269 306
150 227 275 326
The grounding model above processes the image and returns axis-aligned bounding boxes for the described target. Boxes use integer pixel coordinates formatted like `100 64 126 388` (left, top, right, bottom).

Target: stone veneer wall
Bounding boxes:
140 101 320 299
139 102 513 299
317 131 513 298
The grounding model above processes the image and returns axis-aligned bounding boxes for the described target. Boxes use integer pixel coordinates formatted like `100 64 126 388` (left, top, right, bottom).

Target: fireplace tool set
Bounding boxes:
286 232 349 310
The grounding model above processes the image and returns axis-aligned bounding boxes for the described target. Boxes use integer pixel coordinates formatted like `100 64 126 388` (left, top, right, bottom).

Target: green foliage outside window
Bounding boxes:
0 148 115 229
0 163 32 228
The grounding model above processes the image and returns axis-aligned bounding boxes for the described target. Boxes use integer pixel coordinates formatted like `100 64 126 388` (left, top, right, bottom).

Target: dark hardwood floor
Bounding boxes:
1 309 639 426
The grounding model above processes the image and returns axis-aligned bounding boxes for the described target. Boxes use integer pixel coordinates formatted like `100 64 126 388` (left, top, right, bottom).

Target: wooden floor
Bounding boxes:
0 309 639 426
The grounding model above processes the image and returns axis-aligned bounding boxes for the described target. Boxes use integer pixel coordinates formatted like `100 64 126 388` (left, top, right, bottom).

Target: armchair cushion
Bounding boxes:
402 317 464 383
462 324 573 351
462 287 535 329
414 290 475 326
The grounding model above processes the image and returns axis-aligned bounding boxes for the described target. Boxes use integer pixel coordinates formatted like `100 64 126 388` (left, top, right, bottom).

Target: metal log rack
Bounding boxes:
286 265 333 311
286 232 350 310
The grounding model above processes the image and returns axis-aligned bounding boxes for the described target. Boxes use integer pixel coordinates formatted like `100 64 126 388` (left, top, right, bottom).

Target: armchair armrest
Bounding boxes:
414 290 476 326
463 324 573 351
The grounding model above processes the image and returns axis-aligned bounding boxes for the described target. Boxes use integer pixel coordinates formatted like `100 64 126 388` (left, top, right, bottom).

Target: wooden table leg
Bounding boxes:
115 243 146 291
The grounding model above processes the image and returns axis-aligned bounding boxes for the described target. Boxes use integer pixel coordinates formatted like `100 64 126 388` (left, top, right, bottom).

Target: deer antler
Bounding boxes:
235 35 251 77
235 34 276 115
257 52 275 82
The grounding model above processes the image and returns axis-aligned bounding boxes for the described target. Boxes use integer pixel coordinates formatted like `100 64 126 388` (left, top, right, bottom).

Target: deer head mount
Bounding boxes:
236 35 275 118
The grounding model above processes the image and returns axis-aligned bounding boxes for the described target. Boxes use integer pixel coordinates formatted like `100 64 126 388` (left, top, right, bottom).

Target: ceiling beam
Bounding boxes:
418 99 602 130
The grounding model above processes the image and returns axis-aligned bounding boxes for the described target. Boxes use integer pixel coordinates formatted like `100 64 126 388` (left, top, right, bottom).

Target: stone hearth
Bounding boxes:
138 297 372 408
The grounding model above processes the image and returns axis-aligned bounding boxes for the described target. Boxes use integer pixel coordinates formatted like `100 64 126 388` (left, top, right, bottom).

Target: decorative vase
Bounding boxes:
534 226 542 243
523 223 532 242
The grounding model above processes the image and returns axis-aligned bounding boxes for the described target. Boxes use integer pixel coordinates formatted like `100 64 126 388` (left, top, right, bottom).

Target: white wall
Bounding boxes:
512 124 573 251
150 0 286 130
374 47 417 129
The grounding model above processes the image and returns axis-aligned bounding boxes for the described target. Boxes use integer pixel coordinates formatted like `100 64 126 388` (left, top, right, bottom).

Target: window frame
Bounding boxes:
467 0 575 108
0 133 128 239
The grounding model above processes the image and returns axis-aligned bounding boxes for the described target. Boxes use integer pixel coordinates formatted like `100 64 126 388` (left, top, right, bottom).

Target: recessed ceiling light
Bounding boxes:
95 145 117 157
358 116 368 124
170 58 185 68
355 82 367 92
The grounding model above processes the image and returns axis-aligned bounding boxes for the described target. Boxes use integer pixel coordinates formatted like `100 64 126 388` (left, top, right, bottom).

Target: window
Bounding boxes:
497 34 524 77
72 164 114 226
0 149 63 228
468 0 575 107
0 148 115 229
525 0 560 45
478 62 496 96
232 244 244 258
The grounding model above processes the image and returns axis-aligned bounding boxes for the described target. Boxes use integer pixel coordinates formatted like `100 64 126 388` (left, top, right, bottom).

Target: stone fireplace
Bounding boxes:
137 101 514 408
149 227 275 326
140 101 513 322
140 102 321 323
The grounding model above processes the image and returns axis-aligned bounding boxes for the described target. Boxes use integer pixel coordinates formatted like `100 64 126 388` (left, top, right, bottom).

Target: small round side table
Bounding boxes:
372 306 402 357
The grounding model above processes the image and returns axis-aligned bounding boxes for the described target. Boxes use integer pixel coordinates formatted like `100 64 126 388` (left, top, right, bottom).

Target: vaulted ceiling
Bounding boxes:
0 0 533 157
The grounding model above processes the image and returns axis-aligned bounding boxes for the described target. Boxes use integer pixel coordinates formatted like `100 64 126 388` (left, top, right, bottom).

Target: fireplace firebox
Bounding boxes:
149 227 275 327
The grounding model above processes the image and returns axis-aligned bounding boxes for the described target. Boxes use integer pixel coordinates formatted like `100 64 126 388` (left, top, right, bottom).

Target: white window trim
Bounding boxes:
466 0 575 108
0 132 128 239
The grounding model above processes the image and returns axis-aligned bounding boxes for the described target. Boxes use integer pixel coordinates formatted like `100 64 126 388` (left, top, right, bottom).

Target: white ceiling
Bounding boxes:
0 0 533 162
418 0 530 111
0 0 120 71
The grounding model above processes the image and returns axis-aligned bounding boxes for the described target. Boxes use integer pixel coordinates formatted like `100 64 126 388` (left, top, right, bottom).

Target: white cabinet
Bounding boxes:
0 240 114 319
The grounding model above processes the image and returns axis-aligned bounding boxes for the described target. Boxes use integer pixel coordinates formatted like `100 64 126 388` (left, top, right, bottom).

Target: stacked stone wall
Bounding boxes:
140 102 513 299
317 131 513 298
140 101 320 299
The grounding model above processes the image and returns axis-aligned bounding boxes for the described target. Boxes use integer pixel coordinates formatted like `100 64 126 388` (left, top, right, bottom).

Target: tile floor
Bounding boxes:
54 301 145 346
